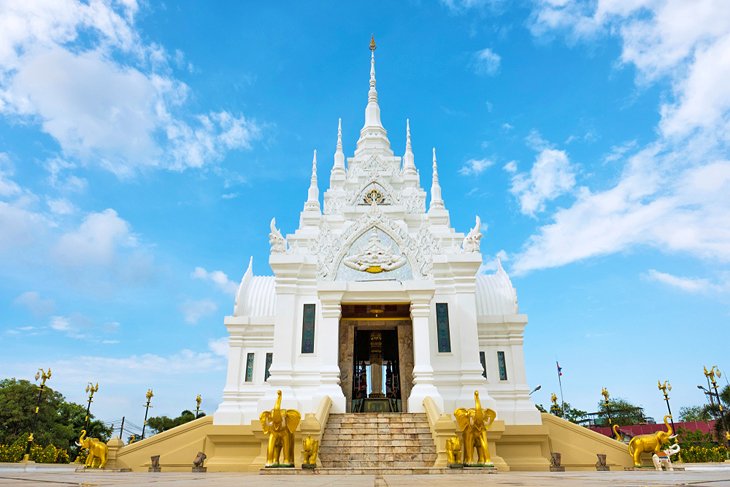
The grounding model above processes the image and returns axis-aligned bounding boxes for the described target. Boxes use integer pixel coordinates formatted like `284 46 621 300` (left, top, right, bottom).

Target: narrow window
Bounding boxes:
245 352 255 382
264 352 273 381
435 303 451 353
497 351 508 381
301 304 316 353
479 351 487 379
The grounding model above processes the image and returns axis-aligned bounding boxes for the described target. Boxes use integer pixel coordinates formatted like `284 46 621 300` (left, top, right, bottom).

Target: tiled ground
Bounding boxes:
1 468 730 487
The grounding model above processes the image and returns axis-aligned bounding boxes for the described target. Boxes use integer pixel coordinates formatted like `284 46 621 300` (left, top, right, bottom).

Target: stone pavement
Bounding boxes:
1 468 730 487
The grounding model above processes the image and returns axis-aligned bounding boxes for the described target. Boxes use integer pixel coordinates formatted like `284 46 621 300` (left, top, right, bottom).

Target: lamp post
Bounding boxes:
657 380 675 440
195 394 202 418
140 389 154 440
550 392 561 416
24 368 52 462
704 366 717 408
601 387 613 427
705 366 729 448
529 385 542 396
83 382 99 432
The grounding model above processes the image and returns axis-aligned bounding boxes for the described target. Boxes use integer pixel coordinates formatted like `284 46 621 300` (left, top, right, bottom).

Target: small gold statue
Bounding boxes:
301 435 319 466
628 415 674 467
76 429 108 468
260 390 301 467
454 391 497 465
612 424 623 442
445 435 462 465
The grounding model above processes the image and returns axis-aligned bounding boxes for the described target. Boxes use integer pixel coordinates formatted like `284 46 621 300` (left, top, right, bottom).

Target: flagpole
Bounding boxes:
556 361 565 414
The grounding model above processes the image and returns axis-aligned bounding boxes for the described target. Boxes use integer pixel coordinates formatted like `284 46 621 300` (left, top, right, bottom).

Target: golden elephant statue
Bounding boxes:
454 391 497 465
628 415 674 467
445 435 462 465
76 430 108 468
260 390 301 467
301 435 319 466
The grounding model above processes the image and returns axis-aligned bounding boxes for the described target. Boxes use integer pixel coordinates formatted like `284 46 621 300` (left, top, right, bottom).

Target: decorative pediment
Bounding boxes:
316 203 440 280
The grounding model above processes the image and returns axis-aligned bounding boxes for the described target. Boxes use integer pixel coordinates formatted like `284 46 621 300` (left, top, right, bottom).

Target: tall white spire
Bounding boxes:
304 149 320 211
355 36 392 156
331 118 346 182
402 118 417 176
429 147 444 210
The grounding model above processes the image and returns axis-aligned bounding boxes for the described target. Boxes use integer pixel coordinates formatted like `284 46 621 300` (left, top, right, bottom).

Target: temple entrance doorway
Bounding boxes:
338 303 414 413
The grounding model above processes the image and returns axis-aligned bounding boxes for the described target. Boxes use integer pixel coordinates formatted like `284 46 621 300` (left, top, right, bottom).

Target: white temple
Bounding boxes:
214 40 540 428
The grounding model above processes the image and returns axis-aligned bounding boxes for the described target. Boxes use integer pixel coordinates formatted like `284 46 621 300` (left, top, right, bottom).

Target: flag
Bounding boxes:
556 361 563 377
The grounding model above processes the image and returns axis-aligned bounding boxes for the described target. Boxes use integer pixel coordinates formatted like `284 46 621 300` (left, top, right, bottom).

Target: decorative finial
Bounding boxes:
430 147 444 210
305 149 320 212
402 118 416 176
332 118 346 178
370 36 376 52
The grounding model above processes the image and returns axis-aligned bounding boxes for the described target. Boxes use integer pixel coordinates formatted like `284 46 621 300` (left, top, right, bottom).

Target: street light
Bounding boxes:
601 387 613 427
83 382 99 432
529 385 542 396
24 368 52 462
705 366 729 449
657 380 675 436
195 394 202 418
140 389 154 440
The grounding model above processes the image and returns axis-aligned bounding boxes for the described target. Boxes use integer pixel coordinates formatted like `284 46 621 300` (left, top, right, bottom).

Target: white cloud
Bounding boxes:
0 348 226 419
0 0 260 178
513 1 730 274
208 337 228 357
54 209 137 267
459 158 494 176
49 315 71 331
503 160 518 173
644 269 713 293
47 197 76 215
509 148 577 216
14 291 55 316
192 267 238 295
180 299 217 325
472 48 501 76
0 153 21 197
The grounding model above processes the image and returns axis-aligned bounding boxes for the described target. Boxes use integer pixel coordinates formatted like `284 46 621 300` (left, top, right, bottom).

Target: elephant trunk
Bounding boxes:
76 429 87 447
663 415 673 437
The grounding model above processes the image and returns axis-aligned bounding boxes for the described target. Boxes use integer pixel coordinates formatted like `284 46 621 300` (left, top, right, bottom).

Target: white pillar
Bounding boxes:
317 284 347 413
407 290 442 412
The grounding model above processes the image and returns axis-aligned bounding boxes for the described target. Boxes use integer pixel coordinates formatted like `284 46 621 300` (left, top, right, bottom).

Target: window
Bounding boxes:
301 304 316 353
264 353 273 381
435 303 451 353
479 351 487 379
245 353 255 382
497 351 508 381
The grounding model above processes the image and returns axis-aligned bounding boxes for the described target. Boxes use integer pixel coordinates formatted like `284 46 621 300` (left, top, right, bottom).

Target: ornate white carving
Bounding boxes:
269 218 287 254
350 179 399 206
318 202 440 280
401 193 425 214
343 231 407 273
462 215 482 253
324 194 346 215
314 221 339 279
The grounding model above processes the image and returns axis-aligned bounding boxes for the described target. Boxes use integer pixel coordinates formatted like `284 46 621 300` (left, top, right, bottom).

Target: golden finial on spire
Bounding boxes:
370 36 376 52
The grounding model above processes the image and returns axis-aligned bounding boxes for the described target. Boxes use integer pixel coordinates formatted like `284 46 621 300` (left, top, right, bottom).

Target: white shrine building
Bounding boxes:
214 41 540 428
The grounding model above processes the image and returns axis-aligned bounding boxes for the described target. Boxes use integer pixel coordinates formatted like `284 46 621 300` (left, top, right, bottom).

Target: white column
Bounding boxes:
317 284 347 413
213 330 245 424
407 293 443 412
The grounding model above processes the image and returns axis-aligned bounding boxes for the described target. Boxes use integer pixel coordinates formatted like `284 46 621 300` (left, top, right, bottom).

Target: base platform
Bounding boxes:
260 466 497 475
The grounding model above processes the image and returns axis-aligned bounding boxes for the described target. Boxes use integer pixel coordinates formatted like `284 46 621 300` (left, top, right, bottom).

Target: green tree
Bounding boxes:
597 398 646 426
679 405 713 422
548 402 587 423
147 409 203 435
0 378 111 458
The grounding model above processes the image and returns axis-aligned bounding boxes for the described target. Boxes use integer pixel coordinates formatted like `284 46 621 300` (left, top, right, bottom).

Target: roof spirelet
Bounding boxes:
430 147 444 210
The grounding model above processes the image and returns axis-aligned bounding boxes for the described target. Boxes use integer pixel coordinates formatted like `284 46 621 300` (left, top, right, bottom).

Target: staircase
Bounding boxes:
319 413 437 469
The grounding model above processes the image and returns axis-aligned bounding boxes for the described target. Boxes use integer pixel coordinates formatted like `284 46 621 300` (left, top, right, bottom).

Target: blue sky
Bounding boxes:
1 1 729 427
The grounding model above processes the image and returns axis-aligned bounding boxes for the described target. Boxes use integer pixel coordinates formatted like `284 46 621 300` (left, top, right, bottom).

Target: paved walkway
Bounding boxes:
1 468 730 487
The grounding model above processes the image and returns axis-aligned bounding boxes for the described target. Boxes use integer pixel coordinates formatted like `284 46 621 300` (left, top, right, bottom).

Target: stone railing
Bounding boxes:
423 396 458 467
298 395 333 467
